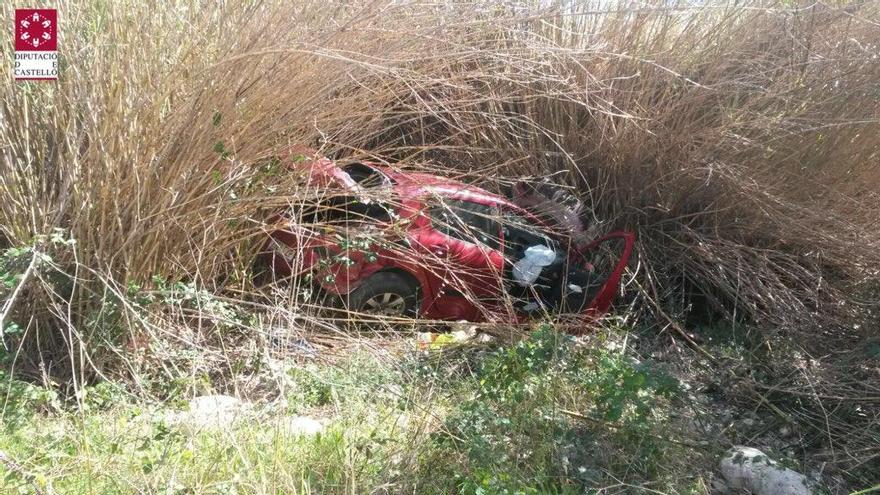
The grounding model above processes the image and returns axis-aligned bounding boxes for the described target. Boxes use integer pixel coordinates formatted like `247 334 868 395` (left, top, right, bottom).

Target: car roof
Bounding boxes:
379 167 519 209
300 156 565 236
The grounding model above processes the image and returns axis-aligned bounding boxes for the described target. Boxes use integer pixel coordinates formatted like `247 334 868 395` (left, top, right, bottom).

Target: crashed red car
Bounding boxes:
259 155 634 325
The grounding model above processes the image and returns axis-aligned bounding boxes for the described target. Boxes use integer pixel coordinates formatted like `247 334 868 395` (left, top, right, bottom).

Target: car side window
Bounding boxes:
429 199 501 250
297 190 399 226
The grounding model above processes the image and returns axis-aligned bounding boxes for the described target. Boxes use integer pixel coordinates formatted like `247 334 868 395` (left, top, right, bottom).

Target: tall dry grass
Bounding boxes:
1 0 879 366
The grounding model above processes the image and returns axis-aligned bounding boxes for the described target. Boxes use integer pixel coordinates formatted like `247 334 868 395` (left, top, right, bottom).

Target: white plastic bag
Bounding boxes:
512 245 556 286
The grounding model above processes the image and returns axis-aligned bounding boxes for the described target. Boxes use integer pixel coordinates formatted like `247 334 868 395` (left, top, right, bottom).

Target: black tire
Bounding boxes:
345 272 420 317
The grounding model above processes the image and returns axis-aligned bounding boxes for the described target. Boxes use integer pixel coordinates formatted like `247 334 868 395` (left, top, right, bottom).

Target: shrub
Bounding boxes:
2 0 878 375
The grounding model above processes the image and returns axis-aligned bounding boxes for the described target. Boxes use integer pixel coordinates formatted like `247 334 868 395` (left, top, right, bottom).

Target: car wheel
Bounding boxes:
346 272 420 317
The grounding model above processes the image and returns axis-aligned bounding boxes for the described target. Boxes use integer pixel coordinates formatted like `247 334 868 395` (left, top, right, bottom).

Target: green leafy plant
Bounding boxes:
429 327 681 494
0 370 61 428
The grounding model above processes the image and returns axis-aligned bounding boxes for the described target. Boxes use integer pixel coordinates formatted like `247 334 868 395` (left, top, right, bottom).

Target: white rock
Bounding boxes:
280 416 324 437
710 477 729 493
389 413 409 431
185 395 246 430
720 446 812 495
449 320 476 334
450 329 476 342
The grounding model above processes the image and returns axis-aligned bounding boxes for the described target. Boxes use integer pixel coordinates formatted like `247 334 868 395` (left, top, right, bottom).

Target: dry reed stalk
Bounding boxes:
1 2 879 480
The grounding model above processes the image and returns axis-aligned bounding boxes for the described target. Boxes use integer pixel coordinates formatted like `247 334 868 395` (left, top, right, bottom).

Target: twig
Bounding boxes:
850 484 880 495
751 382 880 403
636 274 717 364
0 250 39 350
0 450 45 495
559 409 710 450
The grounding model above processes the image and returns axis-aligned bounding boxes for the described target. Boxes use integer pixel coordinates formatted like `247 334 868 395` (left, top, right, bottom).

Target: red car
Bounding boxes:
260 155 634 326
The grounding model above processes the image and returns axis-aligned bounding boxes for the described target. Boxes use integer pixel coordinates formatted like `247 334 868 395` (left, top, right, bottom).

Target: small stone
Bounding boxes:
281 416 324 437
391 413 409 430
184 395 247 430
450 328 476 342
477 333 495 343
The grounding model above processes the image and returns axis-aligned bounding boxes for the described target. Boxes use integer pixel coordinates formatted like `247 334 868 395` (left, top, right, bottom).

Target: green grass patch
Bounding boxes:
1 328 704 494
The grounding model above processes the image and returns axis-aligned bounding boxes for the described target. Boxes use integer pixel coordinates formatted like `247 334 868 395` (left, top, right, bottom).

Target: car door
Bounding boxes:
575 231 635 319
413 196 505 316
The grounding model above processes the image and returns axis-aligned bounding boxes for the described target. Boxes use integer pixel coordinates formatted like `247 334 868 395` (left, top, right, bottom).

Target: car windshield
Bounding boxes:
428 198 501 250
501 211 557 259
